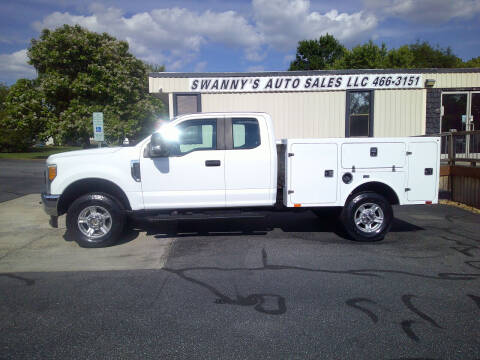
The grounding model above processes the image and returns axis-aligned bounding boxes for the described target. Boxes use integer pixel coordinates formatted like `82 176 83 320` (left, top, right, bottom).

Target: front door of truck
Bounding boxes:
140 118 225 209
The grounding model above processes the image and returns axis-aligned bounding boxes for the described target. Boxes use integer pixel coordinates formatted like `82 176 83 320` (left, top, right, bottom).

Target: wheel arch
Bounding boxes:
346 181 400 205
57 178 132 215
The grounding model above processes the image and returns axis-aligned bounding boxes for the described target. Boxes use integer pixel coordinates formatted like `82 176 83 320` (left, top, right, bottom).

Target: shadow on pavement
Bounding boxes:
136 210 423 241
62 226 141 247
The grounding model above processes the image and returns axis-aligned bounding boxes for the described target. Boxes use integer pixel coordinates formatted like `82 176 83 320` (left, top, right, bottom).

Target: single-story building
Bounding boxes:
149 68 480 139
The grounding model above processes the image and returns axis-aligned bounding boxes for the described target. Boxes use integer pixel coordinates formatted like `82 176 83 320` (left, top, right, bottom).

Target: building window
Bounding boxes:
346 91 374 137
232 118 261 149
173 93 201 116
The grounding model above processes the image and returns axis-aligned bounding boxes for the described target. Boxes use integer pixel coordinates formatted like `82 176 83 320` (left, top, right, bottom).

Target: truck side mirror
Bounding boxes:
149 133 169 157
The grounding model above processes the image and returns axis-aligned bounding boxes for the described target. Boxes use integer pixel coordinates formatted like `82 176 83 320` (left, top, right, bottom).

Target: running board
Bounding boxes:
138 211 267 222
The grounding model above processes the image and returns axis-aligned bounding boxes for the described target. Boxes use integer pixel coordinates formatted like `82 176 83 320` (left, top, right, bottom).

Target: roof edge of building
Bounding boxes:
149 68 480 78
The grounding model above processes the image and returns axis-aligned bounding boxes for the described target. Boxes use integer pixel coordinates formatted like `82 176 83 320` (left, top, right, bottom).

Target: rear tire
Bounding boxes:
66 193 125 248
341 192 392 242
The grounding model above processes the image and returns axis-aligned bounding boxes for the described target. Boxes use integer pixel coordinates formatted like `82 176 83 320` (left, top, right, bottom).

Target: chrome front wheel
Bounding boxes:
77 205 113 240
67 193 125 248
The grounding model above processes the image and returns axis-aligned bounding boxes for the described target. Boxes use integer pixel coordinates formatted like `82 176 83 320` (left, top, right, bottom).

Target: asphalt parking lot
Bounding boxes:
0 159 45 202
1 159 480 359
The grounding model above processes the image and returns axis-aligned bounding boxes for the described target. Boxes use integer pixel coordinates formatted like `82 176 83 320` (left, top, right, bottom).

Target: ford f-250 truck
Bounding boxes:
41 112 440 247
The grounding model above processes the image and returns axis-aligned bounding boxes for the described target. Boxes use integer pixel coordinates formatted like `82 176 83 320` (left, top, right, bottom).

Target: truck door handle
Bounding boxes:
324 170 334 177
205 160 221 167
424 168 433 175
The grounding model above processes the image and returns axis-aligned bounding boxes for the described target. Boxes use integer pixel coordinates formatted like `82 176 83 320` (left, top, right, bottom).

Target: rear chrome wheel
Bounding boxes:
341 192 392 242
354 203 384 234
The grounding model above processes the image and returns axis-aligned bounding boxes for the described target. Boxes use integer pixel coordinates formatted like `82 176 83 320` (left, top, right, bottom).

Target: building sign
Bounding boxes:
189 74 424 93
92 112 104 142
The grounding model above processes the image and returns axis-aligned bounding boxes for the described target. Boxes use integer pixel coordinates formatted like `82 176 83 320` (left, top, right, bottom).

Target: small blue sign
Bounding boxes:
92 112 104 142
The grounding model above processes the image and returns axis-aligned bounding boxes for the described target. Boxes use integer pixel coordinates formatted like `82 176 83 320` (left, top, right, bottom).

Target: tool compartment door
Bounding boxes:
341 142 406 169
289 143 338 205
407 141 439 201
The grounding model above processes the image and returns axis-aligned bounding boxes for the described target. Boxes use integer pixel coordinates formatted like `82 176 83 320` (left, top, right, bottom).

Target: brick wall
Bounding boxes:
426 89 441 134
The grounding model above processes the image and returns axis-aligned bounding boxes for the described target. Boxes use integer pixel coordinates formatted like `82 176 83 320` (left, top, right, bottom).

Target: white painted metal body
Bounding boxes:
47 146 145 210
283 136 440 208
47 112 440 211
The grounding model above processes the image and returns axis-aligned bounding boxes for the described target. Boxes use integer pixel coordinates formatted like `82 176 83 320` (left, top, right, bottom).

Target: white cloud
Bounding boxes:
33 4 263 71
364 0 480 23
252 0 378 50
30 0 381 72
0 49 36 84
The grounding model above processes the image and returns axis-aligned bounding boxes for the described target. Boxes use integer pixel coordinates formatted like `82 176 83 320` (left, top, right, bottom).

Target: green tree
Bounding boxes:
408 41 462 68
145 63 166 72
0 83 13 151
288 35 475 71
0 82 8 124
289 34 346 70
333 41 387 69
463 56 480 68
0 83 8 110
0 79 51 151
4 24 164 146
385 45 414 68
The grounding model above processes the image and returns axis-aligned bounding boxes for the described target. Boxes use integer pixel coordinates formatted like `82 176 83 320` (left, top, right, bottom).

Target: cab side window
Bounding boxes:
173 119 217 155
232 118 260 149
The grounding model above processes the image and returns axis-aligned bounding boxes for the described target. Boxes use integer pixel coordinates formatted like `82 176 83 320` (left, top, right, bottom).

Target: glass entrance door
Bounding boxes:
441 93 468 132
470 92 480 156
441 92 480 159
471 92 480 131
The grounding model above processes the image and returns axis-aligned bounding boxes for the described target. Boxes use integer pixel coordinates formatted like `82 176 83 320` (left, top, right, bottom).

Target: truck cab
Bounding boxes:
140 113 277 209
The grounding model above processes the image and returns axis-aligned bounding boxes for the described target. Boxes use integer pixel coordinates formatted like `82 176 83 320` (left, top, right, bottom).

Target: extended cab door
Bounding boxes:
224 117 274 207
140 118 225 209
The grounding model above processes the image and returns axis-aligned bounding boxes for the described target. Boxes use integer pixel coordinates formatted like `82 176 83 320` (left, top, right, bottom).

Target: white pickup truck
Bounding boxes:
42 112 440 247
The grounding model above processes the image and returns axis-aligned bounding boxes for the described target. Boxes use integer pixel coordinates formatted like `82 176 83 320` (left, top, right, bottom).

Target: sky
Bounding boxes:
0 0 479 84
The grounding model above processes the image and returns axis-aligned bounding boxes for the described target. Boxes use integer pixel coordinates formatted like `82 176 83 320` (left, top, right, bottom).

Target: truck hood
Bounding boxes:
47 147 123 162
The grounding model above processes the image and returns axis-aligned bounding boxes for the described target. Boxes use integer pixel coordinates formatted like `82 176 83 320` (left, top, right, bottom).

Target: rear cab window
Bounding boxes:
232 118 261 149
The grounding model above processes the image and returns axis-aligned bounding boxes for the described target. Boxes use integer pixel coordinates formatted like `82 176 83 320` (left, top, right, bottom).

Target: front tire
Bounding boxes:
66 193 125 248
341 192 392 242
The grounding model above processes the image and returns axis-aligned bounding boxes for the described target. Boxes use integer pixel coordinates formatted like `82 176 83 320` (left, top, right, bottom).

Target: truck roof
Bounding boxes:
173 112 271 120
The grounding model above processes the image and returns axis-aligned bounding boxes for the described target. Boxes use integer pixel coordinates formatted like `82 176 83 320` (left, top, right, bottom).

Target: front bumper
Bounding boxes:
41 192 60 216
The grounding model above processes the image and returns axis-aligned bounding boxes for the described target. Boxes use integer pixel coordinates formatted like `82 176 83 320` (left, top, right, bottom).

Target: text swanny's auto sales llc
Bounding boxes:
189 74 423 93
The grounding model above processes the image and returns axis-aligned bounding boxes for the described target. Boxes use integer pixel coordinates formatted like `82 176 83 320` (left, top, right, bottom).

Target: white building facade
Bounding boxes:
149 68 480 139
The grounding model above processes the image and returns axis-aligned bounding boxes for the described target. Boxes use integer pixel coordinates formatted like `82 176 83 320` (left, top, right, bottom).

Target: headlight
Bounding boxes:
48 164 57 182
